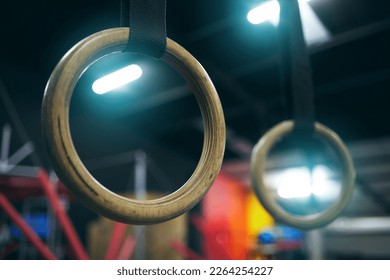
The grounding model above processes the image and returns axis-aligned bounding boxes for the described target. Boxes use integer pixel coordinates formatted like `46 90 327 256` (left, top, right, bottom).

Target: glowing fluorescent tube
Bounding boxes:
92 64 142 94
247 0 312 26
271 165 336 199
247 1 280 25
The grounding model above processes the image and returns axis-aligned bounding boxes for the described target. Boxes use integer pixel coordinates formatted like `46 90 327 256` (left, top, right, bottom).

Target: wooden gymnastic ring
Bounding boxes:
42 28 226 224
250 120 355 230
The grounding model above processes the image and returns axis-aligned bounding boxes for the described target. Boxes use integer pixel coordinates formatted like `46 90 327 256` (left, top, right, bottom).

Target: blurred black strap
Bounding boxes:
121 0 167 59
278 0 315 135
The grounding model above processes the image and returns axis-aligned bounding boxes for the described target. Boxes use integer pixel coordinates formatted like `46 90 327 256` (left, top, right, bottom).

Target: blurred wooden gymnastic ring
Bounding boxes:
250 120 355 229
42 28 226 224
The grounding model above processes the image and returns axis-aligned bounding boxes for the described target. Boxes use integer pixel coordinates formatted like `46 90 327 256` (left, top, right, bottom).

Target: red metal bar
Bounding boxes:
116 236 136 260
105 222 127 260
0 175 71 201
37 169 89 260
0 194 56 260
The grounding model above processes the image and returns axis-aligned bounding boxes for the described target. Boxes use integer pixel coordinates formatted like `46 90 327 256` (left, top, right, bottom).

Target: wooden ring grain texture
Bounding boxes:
42 28 226 224
250 120 355 230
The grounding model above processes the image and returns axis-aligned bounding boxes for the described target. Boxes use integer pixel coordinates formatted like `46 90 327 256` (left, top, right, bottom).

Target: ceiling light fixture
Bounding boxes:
247 0 330 45
247 0 312 26
92 64 142 95
265 165 338 199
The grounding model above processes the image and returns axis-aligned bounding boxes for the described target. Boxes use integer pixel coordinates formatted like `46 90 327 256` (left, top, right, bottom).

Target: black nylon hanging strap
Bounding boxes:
278 0 315 135
121 0 167 59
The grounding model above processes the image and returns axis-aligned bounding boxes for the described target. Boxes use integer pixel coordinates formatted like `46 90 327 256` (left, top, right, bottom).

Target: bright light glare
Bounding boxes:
299 0 330 45
266 165 337 199
247 0 312 26
275 167 312 199
92 64 142 94
247 1 280 25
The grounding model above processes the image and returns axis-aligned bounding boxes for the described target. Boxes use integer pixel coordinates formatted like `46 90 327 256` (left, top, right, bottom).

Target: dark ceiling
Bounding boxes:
1 0 390 198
